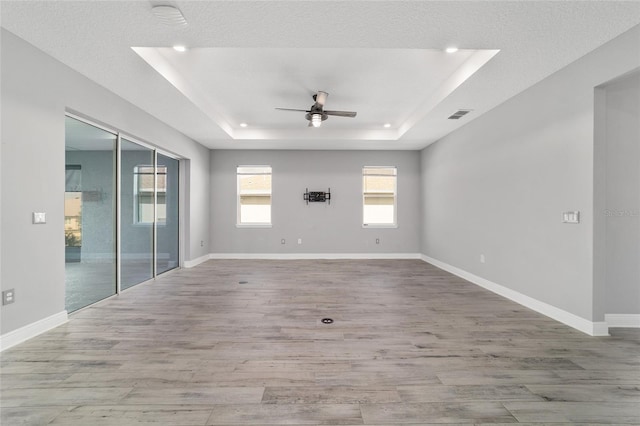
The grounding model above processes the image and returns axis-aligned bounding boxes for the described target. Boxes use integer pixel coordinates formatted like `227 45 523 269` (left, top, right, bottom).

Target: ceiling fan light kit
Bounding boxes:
276 91 357 128
310 113 323 127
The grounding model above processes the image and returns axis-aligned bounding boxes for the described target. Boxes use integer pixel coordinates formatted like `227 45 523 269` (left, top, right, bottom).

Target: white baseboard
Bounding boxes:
420 254 609 337
0 311 68 352
606 314 640 328
183 254 211 268
209 253 422 260
591 321 610 336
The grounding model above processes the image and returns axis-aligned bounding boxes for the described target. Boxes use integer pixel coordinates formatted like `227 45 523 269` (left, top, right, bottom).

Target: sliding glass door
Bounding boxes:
65 117 117 312
156 154 180 275
120 139 155 290
65 116 180 312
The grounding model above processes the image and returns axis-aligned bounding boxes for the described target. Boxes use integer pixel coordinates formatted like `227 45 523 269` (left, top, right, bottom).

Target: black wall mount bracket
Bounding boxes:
303 188 331 205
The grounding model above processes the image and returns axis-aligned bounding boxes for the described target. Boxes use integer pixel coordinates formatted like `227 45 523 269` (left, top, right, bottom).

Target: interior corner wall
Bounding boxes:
597 72 640 316
209 150 421 255
0 29 210 336
420 25 640 323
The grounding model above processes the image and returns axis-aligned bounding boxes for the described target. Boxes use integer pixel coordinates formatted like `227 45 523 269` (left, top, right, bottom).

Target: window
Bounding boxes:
237 166 272 226
363 166 397 227
134 165 167 224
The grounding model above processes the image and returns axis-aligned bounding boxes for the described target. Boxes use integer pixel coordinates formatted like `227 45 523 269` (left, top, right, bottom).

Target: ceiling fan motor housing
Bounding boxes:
305 111 328 122
276 91 355 126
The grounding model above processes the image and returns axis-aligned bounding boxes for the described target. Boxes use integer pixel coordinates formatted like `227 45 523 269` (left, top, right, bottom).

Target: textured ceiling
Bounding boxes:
2 1 640 150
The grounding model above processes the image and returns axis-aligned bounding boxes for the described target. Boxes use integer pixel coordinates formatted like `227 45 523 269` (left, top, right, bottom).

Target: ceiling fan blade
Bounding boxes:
315 91 328 107
275 108 310 112
325 110 357 118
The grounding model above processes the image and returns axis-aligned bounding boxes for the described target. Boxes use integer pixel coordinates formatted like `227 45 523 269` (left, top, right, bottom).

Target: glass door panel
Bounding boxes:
120 139 154 290
156 153 179 274
65 117 116 312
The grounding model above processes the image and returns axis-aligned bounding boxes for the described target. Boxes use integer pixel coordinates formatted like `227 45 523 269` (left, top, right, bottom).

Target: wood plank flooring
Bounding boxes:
2 259 639 425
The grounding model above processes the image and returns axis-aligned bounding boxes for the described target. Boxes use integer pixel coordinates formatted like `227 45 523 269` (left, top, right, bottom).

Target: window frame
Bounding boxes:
362 166 398 228
236 165 273 228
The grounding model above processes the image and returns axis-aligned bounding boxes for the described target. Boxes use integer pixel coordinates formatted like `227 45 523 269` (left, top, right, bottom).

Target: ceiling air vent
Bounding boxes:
152 5 188 27
448 109 472 120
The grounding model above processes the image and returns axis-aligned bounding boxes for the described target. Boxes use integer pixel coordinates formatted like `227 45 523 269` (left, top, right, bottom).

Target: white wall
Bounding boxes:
1 29 210 336
420 25 640 324
597 72 640 316
210 150 421 255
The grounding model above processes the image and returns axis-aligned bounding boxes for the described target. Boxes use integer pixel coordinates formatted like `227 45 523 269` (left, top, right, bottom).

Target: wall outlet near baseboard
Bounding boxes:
480 254 485 263
2 289 15 305
376 238 380 244
562 211 580 224
281 239 286 244
297 238 302 245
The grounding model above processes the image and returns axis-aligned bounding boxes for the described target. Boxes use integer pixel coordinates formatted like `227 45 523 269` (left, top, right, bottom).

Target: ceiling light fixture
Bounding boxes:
383 123 391 128
445 47 459 53
239 123 248 128
311 113 323 128
152 5 188 27
173 45 187 52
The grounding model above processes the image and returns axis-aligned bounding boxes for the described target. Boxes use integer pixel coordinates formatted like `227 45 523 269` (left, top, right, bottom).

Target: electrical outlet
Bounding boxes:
32 212 46 224
297 238 302 245
480 254 485 264
281 239 286 244
200 240 204 247
376 238 380 244
2 289 15 305
563 211 580 224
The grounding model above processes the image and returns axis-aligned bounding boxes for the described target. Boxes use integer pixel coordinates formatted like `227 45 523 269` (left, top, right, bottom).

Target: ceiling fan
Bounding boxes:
276 91 357 127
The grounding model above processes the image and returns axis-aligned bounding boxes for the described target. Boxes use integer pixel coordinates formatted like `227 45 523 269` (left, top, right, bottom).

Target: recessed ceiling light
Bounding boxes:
173 45 187 53
383 123 391 128
445 47 459 53
240 123 248 128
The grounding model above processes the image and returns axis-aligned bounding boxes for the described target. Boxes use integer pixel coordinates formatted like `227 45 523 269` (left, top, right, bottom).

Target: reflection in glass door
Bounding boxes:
65 116 181 312
120 139 155 290
156 154 179 275
65 117 117 312
64 165 82 263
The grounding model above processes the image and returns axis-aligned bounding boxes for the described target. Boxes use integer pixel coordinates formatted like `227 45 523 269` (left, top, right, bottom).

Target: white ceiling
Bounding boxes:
133 46 498 140
2 1 640 151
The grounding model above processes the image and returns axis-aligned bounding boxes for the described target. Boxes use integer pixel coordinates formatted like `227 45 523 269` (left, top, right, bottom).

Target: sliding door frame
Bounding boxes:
116 133 122 294
65 112 183 305
120 133 182 278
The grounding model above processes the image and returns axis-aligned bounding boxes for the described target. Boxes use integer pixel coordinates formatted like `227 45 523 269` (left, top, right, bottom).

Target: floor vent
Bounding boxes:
238 281 248 284
448 109 472 119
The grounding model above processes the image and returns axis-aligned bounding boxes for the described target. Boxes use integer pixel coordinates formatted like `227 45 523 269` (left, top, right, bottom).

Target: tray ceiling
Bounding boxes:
2 1 639 150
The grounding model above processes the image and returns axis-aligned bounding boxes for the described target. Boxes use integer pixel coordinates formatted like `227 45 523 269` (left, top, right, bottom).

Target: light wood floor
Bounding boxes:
2 259 639 425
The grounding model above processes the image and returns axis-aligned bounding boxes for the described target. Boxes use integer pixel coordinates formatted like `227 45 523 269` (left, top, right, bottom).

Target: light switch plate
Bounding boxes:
562 211 580 224
32 212 46 224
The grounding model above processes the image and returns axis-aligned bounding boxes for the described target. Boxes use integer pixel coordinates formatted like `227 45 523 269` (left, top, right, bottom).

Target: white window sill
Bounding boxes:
362 224 398 229
236 223 272 228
